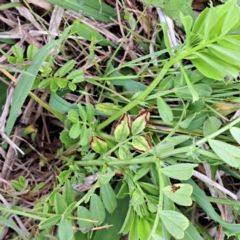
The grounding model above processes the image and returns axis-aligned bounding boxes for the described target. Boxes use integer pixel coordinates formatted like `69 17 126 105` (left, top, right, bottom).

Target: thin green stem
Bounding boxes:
149 157 164 239
29 92 66 122
97 34 224 131
0 206 45 221
195 116 240 146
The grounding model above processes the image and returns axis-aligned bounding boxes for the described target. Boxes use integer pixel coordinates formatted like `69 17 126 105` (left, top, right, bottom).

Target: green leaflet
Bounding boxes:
162 184 193 206
161 164 197 180
46 0 117 22
183 2 240 80
209 139 240 168
160 210 189 239
101 183 117 213
90 194 106 226
58 218 73 240
203 117 222 137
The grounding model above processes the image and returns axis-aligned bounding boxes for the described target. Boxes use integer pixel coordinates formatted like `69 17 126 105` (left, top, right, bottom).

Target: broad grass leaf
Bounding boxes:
0 216 28 240
163 184 193 206
101 183 117 213
209 139 240 168
157 97 173 123
161 164 197 180
46 0 117 22
230 127 240 144
90 194 106 226
176 210 203 240
138 218 152 240
77 206 94 230
39 215 60 229
160 210 189 239
186 179 240 233
72 21 115 47
58 218 73 240
5 25 72 135
203 116 222 137
49 92 78 113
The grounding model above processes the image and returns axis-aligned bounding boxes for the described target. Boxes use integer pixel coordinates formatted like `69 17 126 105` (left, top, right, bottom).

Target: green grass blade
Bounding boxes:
0 216 28 240
0 2 22 10
5 26 72 135
186 179 240 233
46 0 117 22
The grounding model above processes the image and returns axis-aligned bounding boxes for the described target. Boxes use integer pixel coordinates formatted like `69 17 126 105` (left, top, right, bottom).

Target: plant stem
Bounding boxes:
0 206 45 221
149 157 164 239
195 115 240 146
29 92 66 122
97 61 173 130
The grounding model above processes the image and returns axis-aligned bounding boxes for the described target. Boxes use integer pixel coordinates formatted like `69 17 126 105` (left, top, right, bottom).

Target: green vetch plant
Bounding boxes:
3 1 240 240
